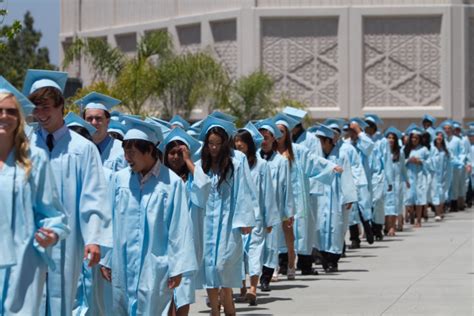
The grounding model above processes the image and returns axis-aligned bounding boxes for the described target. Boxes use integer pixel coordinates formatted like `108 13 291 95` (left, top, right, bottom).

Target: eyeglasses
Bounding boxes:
0 108 19 117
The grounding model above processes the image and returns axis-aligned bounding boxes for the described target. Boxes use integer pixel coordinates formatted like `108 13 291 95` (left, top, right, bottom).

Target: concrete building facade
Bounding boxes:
60 0 474 124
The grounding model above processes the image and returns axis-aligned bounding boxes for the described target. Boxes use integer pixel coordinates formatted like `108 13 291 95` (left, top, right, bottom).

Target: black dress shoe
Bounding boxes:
349 241 361 249
301 268 319 275
260 282 271 292
324 264 338 273
375 234 384 241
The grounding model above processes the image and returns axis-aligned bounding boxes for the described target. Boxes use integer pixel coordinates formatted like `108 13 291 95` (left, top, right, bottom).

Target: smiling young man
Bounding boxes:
76 92 127 172
24 69 111 316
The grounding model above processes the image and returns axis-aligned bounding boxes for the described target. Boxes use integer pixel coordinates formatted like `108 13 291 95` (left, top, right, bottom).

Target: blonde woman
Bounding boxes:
0 79 69 315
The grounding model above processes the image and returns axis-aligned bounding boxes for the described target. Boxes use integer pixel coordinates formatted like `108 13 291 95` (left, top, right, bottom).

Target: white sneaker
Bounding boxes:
435 216 442 222
271 270 279 282
287 267 296 280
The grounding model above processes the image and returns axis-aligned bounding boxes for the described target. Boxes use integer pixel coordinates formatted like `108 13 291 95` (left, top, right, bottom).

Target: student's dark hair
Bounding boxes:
109 131 124 141
403 133 421 158
258 128 278 157
386 132 401 162
234 129 257 168
318 135 334 157
201 127 234 189
122 139 159 160
434 132 450 157
68 126 94 142
366 120 378 133
164 140 190 181
421 132 431 150
28 87 65 111
279 125 295 168
291 123 305 143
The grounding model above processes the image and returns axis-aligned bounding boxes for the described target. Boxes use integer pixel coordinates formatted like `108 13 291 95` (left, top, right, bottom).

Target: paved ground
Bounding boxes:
190 208 474 315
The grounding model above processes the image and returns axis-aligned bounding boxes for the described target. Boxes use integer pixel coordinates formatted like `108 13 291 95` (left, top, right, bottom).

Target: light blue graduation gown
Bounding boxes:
242 157 280 278
197 151 257 289
259 151 294 269
384 151 408 216
461 136 471 197
34 127 111 316
289 144 336 255
0 148 69 316
349 132 374 224
317 142 357 254
446 135 465 200
405 145 431 206
98 136 127 172
429 147 450 205
174 166 211 309
111 163 197 315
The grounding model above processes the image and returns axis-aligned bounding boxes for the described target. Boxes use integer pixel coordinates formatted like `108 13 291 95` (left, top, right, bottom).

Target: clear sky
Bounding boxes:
2 0 60 66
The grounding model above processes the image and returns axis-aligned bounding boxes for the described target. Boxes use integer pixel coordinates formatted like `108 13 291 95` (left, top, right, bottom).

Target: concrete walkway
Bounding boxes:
190 209 474 315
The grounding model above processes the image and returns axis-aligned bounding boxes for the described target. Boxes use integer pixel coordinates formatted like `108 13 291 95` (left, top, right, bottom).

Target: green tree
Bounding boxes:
0 2 22 50
217 71 276 127
0 12 55 88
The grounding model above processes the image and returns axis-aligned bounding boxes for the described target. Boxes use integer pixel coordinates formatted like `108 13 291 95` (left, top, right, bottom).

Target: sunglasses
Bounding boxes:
0 108 19 117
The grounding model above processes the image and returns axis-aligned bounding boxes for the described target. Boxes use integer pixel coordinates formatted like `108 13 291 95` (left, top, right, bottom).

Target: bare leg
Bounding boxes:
206 289 220 316
415 205 423 227
221 288 236 315
176 305 190 316
282 220 295 269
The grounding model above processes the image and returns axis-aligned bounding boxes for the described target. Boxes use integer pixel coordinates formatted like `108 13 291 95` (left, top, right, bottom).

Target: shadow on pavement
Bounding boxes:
269 284 309 291
256 296 293 305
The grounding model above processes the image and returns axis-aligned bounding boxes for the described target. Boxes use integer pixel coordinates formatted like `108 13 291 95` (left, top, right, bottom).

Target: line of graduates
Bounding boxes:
0 69 472 316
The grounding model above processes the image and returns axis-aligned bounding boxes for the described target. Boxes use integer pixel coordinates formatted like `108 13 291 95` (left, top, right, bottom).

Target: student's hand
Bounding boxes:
168 274 182 289
284 217 294 229
333 166 343 174
241 227 252 235
180 145 191 162
35 227 58 248
345 203 353 210
467 164 472 174
100 266 112 282
84 244 101 267
349 122 362 135
266 227 273 233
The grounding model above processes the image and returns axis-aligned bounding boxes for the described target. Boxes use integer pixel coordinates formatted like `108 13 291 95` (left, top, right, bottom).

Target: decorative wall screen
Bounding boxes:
363 17 442 108
261 18 339 107
211 20 238 78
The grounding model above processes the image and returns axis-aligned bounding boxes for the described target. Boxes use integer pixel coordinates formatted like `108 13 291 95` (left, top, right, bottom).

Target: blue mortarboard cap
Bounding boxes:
452 120 462 129
199 116 237 141
64 112 97 136
273 113 299 130
439 120 453 128
255 118 283 139
107 120 128 137
210 111 236 122
434 127 448 138
122 116 163 144
242 122 264 147
23 69 68 95
144 117 171 139
75 92 121 113
283 106 307 123
384 126 402 139
349 117 369 130
148 117 172 128
467 122 474 130
158 127 201 154
186 127 200 138
323 118 344 131
405 123 423 135
314 124 335 139
466 129 474 137
364 114 384 126
170 114 190 130
422 114 436 125
0 76 35 115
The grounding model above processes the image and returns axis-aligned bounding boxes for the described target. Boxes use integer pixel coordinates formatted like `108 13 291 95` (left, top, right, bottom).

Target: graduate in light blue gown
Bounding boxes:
109 117 197 315
345 118 375 247
255 119 294 291
421 114 437 143
25 69 112 316
77 92 127 172
403 125 431 227
159 126 211 316
234 124 280 305
273 113 338 278
430 128 451 221
0 80 69 316
314 124 357 272
453 122 471 210
383 127 408 235
364 114 393 240
440 120 465 212
195 116 257 316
